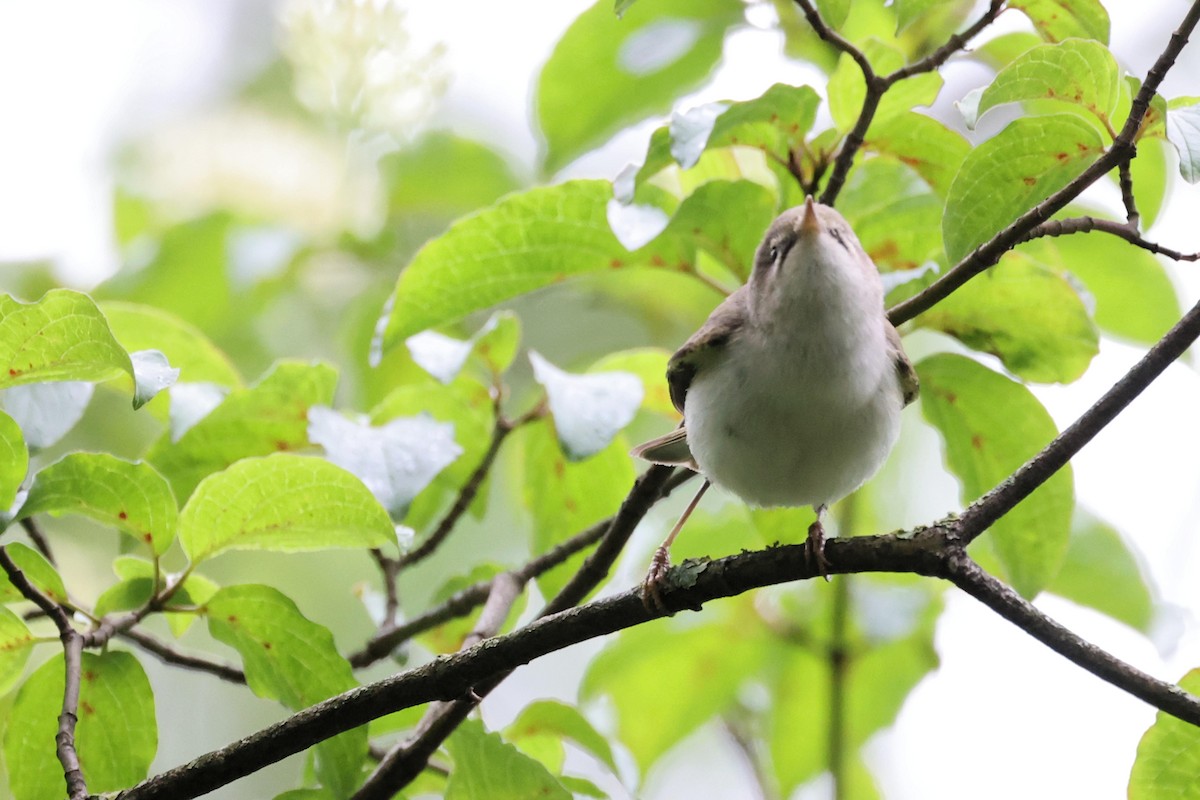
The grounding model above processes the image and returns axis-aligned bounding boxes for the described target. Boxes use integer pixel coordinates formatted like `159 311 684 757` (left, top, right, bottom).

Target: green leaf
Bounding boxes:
307 406 463 519
93 577 155 619
893 0 940 33
523 421 634 599
663 83 821 172
0 289 132 391
917 354 1073 597
381 132 521 218
589 347 676 417
376 181 627 350
1129 669 1200 799
918 250 1098 383
1010 0 1110 43
148 360 337 500
530 351 642 461
0 544 67 606
1048 509 1154 632
4 651 156 800
18 453 178 554
1021 232 1180 345
504 700 618 775
207 585 366 796
943 114 1104 263
0 604 34 695
971 31 1043 70
958 40 1120 133
862 111 970 198
179 453 396 563
1 382 93 449
581 609 766 773
406 311 521 384
446 719 571 800
838 159 944 272
537 0 744 171
1166 101 1200 184
0 409 26 511
827 41 943 132
110 556 218 636
128 349 179 409
815 0 850 27
100 301 242 388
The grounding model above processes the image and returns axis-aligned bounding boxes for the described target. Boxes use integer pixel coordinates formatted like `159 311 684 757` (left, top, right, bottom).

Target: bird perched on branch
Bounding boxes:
632 196 918 609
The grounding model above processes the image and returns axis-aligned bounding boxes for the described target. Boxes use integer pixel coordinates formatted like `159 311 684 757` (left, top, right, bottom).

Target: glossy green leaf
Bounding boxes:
815 0 850 27
537 0 744 171
943 114 1104 263
838 159 944 272
958 40 1120 133
0 410 26 511
1 382 93 449
589 347 676 417
1129 669 1200 799
148 360 337 500
827 41 943 132
93 577 155 619
523 421 634 599
1049 509 1154 632
99 302 241 388
0 289 132 391
307 406 462 519
1166 101 1200 183
381 132 521 218
971 31 1043 70
376 181 627 349
919 250 1098 383
0 604 34 695
207 585 366 796
663 83 821 172
506 700 618 776
530 351 642 461
1010 0 1110 43
406 311 521 384
893 0 940 32
918 354 1073 597
1022 232 1180 345
179 453 395 563
0 544 67 606
581 609 767 772
446 719 571 800
4 651 156 800
862 112 970 198
18 453 178 554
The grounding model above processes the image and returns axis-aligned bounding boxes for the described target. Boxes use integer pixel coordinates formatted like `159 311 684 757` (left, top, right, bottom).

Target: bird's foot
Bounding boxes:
641 545 673 612
805 519 830 581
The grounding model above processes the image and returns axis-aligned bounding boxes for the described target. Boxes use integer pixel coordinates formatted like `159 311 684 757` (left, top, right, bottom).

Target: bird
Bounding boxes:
631 196 918 609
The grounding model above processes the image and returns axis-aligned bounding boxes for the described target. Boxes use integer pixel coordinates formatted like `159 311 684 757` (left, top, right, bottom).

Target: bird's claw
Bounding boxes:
805 519 830 581
641 545 672 612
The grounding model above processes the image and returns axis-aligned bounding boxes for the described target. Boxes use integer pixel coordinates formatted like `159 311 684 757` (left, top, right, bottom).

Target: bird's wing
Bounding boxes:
665 286 750 413
629 425 697 468
886 321 919 406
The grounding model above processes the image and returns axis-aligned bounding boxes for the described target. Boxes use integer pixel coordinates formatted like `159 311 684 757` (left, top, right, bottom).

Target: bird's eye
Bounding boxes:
829 227 849 251
769 245 779 261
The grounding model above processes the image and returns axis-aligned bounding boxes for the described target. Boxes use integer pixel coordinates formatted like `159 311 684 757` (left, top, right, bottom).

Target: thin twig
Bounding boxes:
1020 215 1200 261
119 628 246 684
946 553 1200 725
20 517 56 565
889 0 1200 325
958 293 1200 544
793 0 1004 205
1118 161 1141 228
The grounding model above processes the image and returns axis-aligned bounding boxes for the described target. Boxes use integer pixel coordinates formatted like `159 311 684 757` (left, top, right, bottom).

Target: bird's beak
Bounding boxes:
800 196 820 235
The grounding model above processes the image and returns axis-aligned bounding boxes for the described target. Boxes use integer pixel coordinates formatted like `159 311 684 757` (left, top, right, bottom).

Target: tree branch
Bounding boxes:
119 628 246 684
1118 160 1141 228
888 0 1200 326
1019 215 1200 261
0 545 88 799
20 517 56 565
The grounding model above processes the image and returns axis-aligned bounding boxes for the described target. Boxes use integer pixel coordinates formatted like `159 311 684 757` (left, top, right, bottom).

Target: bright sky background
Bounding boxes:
2 2 1200 799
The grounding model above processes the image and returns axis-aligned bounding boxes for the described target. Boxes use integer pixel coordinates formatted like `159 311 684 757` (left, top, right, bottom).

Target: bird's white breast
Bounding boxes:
684 294 902 508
